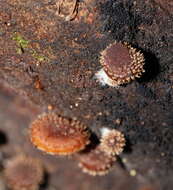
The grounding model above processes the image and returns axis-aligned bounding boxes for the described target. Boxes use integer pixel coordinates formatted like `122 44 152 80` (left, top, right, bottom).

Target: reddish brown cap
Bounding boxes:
30 112 90 155
76 145 116 176
4 155 44 190
100 128 126 155
100 41 145 85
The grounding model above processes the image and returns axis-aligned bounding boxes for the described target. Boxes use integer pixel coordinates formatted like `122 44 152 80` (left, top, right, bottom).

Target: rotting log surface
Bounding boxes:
0 0 173 190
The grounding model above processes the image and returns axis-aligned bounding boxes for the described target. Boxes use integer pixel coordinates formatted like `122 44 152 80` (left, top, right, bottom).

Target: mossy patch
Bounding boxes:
12 33 29 53
12 32 49 62
31 50 49 62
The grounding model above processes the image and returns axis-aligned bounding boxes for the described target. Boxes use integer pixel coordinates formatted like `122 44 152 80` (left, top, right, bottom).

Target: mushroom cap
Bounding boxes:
100 128 126 155
100 41 145 85
30 113 90 155
4 155 44 190
76 145 116 176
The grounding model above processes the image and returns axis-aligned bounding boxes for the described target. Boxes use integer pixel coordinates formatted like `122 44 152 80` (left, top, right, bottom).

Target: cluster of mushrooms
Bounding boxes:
4 41 145 189
29 112 126 176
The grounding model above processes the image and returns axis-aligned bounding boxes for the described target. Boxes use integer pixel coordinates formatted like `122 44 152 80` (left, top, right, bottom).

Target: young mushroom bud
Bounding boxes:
95 41 145 87
100 128 126 156
30 112 90 155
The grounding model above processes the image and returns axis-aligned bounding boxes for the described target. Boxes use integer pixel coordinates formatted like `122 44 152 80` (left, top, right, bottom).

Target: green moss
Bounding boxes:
16 47 23 54
12 33 29 49
12 32 49 62
31 50 49 62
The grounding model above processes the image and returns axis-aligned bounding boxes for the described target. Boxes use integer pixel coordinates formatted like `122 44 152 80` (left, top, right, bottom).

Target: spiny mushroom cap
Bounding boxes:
30 112 90 155
100 128 125 155
100 41 145 85
4 155 44 190
76 145 116 176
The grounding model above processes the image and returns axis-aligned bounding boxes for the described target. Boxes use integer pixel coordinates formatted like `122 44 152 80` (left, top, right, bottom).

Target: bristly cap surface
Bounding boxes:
100 41 145 85
30 112 90 155
100 128 126 155
76 145 116 176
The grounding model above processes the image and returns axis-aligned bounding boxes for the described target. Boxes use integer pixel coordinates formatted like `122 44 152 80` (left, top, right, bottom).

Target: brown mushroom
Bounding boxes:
30 112 90 155
75 145 116 176
4 155 44 190
95 41 145 87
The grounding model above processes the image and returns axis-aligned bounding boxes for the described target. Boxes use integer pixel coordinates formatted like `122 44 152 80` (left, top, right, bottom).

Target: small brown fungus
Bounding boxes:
30 112 90 155
4 155 44 190
95 41 145 87
56 0 79 21
100 128 126 156
76 145 116 176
